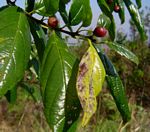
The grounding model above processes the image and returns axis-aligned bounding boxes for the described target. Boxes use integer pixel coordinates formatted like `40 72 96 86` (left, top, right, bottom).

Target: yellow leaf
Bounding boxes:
76 39 106 127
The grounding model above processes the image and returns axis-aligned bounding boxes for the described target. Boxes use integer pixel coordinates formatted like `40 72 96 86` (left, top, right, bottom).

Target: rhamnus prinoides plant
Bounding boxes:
0 0 146 131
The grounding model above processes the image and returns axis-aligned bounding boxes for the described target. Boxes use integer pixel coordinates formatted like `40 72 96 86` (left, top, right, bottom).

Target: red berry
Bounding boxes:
107 0 113 4
48 16 58 28
114 5 120 12
93 27 107 37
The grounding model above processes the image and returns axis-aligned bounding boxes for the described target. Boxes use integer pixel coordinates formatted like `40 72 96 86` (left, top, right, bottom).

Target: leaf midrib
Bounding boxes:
44 37 68 126
0 11 22 86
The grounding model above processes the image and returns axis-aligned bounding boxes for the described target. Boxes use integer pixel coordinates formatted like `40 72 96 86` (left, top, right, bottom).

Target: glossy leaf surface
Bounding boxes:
123 0 147 41
106 76 131 123
69 0 83 25
44 0 59 15
40 31 76 131
63 60 81 131
97 0 115 40
97 0 111 17
116 0 125 24
69 0 92 27
59 1 72 31
82 0 92 27
0 6 31 97
105 41 139 65
34 0 46 15
108 17 116 40
97 14 111 29
98 52 131 123
28 18 46 63
76 40 105 126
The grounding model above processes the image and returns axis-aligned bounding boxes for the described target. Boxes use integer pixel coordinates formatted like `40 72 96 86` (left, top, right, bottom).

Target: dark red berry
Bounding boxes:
48 16 58 28
107 0 113 4
114 5 120 12
93 27 107 37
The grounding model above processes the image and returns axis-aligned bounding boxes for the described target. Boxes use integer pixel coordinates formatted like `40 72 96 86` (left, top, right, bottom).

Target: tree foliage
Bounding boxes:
0 0 147 131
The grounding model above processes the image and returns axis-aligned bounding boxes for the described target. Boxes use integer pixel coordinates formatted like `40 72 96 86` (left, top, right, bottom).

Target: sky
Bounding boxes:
0 0 150 35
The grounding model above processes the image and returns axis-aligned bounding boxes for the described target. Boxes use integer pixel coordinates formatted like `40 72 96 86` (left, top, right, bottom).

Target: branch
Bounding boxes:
26 12 96 42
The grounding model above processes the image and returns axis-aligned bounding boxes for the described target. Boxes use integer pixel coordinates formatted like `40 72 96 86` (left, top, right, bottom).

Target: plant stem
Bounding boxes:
26 12 96 42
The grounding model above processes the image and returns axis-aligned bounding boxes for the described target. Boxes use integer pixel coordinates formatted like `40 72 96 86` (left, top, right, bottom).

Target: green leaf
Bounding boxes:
34 0 58 16
28 18 46 63
98 52 131 123
34 0 46 16
97 0 111 17
106 76 131 123
123 0 147 41
69 0 92 27
97 50 117 76
5 87 17 104
108 18 116 41
97 14 111 29
76 40 106 126
0 6 31 97
136 0 142 9
105 41 139 65
82 0 92 27
44 0 59 15
116 0 125 24
97 0 115 40
40 31 76 131
25 0 35 12
69 0 84 26
63 60 81 131
59 1 72 31
21 82 42 102
60 0 71 4
67 118 81 132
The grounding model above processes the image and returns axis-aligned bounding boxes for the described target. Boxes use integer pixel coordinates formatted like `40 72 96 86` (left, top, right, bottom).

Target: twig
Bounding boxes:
25 12 96 42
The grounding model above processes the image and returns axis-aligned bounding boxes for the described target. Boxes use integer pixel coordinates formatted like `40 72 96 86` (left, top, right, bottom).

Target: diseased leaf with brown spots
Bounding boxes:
76 39 106 127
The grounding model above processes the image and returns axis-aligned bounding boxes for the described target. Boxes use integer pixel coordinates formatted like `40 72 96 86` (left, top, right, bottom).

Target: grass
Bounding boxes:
0 87 150 132
0 87 51 132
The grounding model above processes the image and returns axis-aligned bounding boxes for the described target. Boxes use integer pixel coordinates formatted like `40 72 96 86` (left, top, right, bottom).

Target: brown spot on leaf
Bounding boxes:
79 63 88 77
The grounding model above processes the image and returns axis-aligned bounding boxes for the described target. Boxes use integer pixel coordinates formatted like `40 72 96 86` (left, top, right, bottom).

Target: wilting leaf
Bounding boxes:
76 39 105 126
